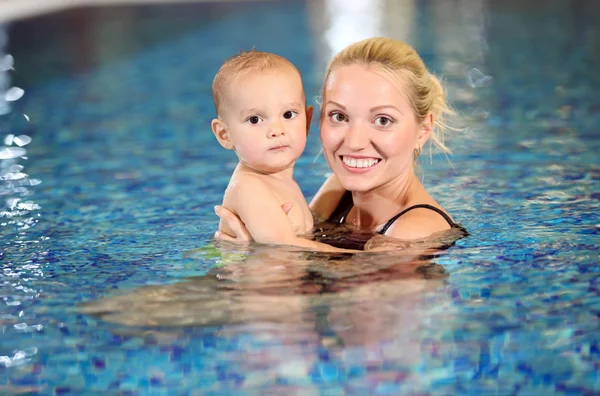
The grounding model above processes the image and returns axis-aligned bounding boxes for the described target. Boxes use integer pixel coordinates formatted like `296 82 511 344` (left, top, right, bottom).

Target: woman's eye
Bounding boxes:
330 112 347 123
283 111 297 119
247 116 262 125
374 116 393 127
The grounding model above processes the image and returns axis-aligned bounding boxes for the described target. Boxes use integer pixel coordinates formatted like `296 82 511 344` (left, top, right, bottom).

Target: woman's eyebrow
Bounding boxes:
325 100 346 110
325 101 403 115
370 105 403 114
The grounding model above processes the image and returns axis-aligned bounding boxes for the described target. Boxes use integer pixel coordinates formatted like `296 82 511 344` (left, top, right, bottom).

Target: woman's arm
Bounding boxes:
214 203 359 253
309 173 347 221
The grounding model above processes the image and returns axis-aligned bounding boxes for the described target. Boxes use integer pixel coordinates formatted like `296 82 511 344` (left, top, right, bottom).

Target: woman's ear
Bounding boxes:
417 113 433 148
305 106 314 136
211 118 234 150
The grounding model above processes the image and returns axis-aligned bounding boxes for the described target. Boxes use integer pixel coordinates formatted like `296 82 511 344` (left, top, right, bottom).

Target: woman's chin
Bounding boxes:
338 177 375 193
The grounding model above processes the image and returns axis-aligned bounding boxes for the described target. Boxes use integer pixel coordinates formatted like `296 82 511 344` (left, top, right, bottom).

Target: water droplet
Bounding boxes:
2 172 27 181
0 54 14 71
4 134 14 146
0 356 12 367
0 147 26 160
13 135 31 147
16 201 40 211
6 164 23 172
5 87 24 102
6 198 20 210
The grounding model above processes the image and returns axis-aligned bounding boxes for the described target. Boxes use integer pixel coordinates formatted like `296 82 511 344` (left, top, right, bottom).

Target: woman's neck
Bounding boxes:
350 171 426 231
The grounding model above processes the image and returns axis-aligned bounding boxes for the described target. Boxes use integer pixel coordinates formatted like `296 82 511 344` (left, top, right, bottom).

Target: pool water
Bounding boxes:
2 0 600 394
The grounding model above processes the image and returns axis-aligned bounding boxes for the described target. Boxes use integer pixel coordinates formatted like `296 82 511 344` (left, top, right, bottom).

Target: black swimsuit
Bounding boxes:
312 191 467 250
328 191 459 233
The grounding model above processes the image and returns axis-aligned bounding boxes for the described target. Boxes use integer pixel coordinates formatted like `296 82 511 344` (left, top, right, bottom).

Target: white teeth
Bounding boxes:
342 156 379 168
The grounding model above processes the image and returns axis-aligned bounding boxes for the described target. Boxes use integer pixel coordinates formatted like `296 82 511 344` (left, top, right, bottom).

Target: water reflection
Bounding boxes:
80 234 462 352
0 25 46 355
308 0 417 71
0 23 38 221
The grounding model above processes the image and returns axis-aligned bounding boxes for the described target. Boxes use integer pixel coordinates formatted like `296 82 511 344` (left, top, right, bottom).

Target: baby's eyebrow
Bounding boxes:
240 108 260 117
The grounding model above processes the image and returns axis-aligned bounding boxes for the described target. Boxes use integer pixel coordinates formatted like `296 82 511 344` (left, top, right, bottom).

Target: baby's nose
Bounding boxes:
269 123 286 138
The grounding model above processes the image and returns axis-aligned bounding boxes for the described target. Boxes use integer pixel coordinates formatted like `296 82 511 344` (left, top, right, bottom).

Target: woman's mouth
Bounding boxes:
341 156 380 169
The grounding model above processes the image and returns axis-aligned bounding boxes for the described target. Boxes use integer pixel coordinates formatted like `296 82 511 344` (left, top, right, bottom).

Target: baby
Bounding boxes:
211 50 351 252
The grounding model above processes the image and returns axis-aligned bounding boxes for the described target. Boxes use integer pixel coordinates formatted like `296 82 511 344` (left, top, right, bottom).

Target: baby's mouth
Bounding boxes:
341 156 381 168
270 145 289 151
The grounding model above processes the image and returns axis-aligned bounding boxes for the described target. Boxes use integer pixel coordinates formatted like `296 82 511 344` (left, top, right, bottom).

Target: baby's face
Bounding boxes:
221 68 309 174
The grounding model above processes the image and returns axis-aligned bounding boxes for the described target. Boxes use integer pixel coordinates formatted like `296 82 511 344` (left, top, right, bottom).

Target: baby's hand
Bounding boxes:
214 203 294 243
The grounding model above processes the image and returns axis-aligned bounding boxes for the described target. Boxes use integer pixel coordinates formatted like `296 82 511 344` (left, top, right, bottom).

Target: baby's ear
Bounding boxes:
211 118 234 150
305 106 314 136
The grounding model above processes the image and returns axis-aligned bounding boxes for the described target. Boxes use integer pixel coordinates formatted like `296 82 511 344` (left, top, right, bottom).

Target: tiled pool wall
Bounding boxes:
0 0 269 23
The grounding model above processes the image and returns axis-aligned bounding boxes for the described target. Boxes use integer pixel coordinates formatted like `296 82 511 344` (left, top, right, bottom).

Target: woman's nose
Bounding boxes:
345 122 369 149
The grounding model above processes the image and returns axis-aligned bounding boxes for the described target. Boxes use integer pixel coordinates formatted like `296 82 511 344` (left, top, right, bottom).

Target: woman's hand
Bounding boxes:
214 203 294 243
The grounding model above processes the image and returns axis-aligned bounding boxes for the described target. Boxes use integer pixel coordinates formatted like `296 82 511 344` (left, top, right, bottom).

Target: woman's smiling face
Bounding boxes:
320 63 429 193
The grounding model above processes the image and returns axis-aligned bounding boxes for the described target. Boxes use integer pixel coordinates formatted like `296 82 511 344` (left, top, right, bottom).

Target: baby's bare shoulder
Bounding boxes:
226 171 271 191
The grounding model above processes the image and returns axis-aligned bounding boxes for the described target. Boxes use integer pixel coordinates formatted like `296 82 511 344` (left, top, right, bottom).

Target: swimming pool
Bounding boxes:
2 0 600 394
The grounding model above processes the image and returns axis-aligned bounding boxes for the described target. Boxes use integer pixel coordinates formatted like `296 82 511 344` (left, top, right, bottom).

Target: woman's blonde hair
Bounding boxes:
321 37 456 154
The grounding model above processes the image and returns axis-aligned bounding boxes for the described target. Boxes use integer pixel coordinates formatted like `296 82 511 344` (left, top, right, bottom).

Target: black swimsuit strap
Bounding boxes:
327 192 455 235
377 204 455 235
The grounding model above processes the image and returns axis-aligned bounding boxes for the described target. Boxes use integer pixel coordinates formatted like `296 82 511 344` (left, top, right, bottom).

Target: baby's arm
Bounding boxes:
226 176 359 253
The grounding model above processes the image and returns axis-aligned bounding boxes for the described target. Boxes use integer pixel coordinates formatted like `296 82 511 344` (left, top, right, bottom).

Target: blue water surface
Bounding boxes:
1 0 600 394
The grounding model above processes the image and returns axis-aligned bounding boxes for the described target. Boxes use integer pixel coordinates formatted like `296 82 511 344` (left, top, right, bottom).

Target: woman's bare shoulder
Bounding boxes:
384 205 453 240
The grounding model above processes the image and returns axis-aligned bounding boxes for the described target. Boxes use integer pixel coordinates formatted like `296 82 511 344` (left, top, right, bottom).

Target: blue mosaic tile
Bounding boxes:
1 0 600 395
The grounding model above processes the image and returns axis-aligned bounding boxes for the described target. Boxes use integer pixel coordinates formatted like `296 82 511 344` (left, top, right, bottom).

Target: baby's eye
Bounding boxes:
247 116 263 125
283 111 298 119
374 116 393 127
329 111 348 123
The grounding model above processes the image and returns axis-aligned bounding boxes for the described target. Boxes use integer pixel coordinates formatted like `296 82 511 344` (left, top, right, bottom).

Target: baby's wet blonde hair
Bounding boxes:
321 37 456 154
212 50 304 117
